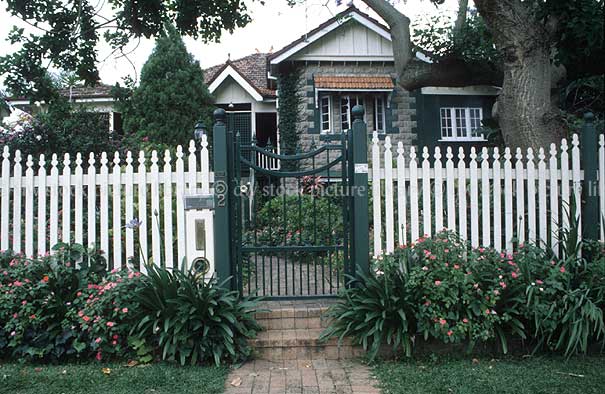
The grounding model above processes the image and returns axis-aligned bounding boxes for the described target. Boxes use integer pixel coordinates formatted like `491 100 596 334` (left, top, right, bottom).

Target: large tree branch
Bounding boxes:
400 58 503 91
360 0 412 77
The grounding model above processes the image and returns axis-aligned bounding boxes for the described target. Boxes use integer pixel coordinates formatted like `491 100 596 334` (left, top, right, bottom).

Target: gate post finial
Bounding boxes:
214 108 226 124
352 104 364 121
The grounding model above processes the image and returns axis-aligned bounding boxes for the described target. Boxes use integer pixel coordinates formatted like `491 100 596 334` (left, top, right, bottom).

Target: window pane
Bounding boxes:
375 96 384 132
440 108 453 138
469 108 482 136
341 96 350 131
320 96 330 132
455 108 467 138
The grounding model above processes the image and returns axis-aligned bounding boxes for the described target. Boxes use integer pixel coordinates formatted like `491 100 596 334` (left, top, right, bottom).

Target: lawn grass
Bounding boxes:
0 361 228 394
373 355 605 394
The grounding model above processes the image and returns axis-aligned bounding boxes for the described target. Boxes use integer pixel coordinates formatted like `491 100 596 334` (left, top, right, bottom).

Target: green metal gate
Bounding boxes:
212 105 370 299
236 133 350 298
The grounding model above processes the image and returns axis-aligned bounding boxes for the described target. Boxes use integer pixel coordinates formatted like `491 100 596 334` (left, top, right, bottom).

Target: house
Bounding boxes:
203 6 500 160
2 84 122 133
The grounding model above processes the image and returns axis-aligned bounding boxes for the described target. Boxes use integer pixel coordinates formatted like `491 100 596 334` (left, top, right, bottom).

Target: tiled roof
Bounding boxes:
7 84 114 101
58 84 114 99
204 53 276 98
314 75 394 90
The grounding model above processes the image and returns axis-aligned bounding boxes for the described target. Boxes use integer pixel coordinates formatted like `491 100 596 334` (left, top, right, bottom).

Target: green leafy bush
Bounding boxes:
0 244 112 360
249 194 344 249
514 240 605 356
320 266 415 360
130 264 261 366
322 231 604 359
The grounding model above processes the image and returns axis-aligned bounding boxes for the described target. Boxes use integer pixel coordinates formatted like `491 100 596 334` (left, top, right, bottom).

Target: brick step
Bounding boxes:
254 300 336 331
249 329 363 361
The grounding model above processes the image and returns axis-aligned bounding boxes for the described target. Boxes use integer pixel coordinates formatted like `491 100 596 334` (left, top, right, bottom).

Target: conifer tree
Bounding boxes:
123 25 213 146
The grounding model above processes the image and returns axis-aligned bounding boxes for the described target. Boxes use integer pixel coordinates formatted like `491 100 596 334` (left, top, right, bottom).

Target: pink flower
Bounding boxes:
10 331 16 336
447 330 453 337
499 281 507 289
511 272 518 279
560 266 566 273
439 318 447 326
494 290 500 296
112 334 119 340
29 314 36 319
12 313 18 319
536 279 543 285
96 351 102 361
106 321 115 327
122 308 128 313
83 316 91 322
95 337 102 344
422 266 428 271
21 300 27 305
485 309 491 315
462 318 469 324
435 280 442 286
112 340 117 346
453 264 460 269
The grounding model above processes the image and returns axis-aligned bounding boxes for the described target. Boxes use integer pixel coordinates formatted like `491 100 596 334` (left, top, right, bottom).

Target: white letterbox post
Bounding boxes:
184 194 215 280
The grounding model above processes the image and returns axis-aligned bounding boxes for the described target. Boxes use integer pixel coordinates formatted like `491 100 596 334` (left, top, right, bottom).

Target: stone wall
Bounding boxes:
294 62 417 163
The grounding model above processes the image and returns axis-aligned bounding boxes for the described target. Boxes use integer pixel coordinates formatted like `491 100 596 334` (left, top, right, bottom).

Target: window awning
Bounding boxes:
314 75 394 90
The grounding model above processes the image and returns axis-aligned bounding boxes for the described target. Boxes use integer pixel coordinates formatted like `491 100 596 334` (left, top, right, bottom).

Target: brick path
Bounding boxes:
224 359 380 394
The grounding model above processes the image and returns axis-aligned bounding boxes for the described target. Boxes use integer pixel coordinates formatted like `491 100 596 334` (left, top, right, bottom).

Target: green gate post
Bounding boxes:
351 105 370 277
580 112 599 241
212 108 232 284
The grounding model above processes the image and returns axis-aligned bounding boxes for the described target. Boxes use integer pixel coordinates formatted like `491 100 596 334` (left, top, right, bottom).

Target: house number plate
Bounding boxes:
354 164 368 174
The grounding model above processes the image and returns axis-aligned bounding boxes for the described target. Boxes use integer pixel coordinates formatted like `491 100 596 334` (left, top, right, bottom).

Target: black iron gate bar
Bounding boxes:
232 132 351 298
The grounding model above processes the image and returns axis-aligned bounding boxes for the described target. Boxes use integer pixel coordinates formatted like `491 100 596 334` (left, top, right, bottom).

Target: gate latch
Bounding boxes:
184 194 215 210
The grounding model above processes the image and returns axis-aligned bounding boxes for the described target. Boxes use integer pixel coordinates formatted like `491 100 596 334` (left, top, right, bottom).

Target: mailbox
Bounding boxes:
184 194 215 280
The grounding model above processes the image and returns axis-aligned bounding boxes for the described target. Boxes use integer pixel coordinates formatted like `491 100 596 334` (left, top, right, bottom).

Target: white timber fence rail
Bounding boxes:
0 136 214 273
369 131 605 257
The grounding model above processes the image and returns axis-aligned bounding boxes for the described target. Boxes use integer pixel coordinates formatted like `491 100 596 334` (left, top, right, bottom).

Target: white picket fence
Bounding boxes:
0 136 213 272
369 132 605 256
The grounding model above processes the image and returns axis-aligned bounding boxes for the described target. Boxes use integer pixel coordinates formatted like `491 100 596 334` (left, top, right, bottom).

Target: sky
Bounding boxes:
0 0 463 87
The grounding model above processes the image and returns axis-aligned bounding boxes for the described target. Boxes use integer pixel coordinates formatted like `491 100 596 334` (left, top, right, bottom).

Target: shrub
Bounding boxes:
322 230 604 359
320 266 415 360
249 194 344 251
0 244 109 360
129 264 261 366
514 240 605 356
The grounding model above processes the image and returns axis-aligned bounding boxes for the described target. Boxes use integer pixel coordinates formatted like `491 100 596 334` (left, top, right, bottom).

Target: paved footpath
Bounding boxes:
224 359 381 394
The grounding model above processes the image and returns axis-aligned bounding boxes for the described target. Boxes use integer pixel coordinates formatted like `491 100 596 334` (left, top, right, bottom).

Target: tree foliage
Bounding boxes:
118 25 213 147
0 0 253 101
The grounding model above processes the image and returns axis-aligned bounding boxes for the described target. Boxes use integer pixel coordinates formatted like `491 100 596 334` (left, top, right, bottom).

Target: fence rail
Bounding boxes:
369 132 605 256
0 136 213 272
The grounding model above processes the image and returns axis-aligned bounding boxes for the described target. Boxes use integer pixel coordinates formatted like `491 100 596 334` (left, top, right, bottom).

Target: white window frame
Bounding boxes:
340 95 364 132
374 96 386 133
320 95 332 133
439 107 486 142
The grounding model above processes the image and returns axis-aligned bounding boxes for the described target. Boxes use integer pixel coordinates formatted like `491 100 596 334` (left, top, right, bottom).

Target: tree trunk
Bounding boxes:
472 0 564 150
497 48 563 149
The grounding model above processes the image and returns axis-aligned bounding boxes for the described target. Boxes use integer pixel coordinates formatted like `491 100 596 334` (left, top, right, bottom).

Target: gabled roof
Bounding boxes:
204 53 276 99
269 6 392 65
